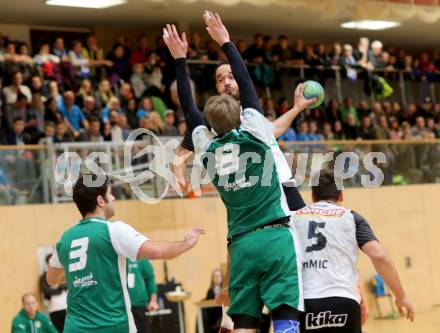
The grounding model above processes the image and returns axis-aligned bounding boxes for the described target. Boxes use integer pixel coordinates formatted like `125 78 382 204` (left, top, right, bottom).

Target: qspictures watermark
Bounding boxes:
54 129 387 204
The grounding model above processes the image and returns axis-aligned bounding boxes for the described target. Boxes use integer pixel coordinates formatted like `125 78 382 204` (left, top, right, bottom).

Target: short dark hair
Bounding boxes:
73 174 109 217
311 169 342 202
13 116 24 123
214 61 230 77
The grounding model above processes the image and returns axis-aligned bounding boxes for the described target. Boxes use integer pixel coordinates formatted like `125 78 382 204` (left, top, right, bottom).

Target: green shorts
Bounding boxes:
227 226 303 320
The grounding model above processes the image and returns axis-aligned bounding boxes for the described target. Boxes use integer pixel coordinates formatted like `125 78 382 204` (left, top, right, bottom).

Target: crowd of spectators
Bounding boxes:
0 31 439 195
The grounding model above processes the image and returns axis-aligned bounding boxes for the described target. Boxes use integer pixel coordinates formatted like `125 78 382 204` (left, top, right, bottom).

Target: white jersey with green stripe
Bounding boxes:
193 108 290 238
50 217 148 333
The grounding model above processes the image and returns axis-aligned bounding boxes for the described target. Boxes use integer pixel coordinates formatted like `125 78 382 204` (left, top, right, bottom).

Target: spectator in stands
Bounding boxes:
373 115 395 184
296 121 310 141
389 117 402 140
82 34 107 82
30 75 48 102
369 40 386 69
357 100 370 119
109 110 126 142
339 97 359 124
118 113 130 137
315 43 328 65
148 111 164 135
276 97 289 116
401 102 417 124
95 79 114 110
108 43 131 84
412 116 428 138
76 79 93 108
325 99 341 124
370 102 384 126
419 96 434 118
203 268 224 333
329 43 342 66
3 71 31 104
426 118 440 138
244 33 264 63
292 38 306 64
308 121 323 141
48 80 63 108
28 93 45 132
16 43 35 81
102 122 112 141
39 254 67 332
52 37 76 90
24 114 43 144
100 96 122 124
78 116 104 142
278 124 296 142
170 70 196 119
125 98 138 129
162 110 178 136
263 97 276 118
322 122 334 140
130 63 148 98
3 42 21 77
358 116 374 140
118 82 134 110
304 44 319 66
82 96 99 120
354 37 372 70
44 97 63 125
11 293 57 333
58 90 89 137
53 121 72 143
4 117 31 145
69 40 92 79
176 118 187 136
3 93 28 130
0 165 19 205
333 120 346 140
129 36 150 67
38 121 56 145
262 35 275 64
273 35 293 63
340 44 357 80
343 113 360 140
189 32 207 59
136 96 153 121
34 43 60 79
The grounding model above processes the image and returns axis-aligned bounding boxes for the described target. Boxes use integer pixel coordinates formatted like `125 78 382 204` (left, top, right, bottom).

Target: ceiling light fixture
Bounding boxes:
45 0 126 9
341 20 401 30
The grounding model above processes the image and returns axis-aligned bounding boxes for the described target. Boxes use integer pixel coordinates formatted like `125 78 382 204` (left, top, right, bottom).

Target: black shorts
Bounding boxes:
300 297 361 333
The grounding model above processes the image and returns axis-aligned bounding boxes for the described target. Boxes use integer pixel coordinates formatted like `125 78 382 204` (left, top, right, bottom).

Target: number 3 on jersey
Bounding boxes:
68 237 89 272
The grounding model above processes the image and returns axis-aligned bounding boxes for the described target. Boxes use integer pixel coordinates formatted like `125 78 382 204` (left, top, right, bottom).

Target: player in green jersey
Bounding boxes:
127 259 159 332
46 174 204 333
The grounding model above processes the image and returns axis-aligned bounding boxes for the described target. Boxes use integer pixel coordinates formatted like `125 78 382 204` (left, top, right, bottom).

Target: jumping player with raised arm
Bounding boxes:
46 175 204 333
163 17 311 333
292 169 415 332
171 12 313 213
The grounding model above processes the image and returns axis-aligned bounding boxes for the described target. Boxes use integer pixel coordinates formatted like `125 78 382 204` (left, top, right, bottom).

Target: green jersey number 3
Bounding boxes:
69 237 89 272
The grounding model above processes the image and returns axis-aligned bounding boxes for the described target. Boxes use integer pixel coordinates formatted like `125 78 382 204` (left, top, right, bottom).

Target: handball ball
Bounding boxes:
303 80 325 109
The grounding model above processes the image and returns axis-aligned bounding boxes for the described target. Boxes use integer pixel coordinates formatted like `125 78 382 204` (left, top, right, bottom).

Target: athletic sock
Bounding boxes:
273 319 300 333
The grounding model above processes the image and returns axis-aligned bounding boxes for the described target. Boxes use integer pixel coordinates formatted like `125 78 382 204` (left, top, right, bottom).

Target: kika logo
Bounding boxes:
306 311 347 329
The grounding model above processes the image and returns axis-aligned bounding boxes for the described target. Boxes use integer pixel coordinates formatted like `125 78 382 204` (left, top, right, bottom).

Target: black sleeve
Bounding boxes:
175 58 206 134
40 273 65 298
282 184 306 211
352 211 378 248
181 131 195 151
221 42 262 113
205 288 215 300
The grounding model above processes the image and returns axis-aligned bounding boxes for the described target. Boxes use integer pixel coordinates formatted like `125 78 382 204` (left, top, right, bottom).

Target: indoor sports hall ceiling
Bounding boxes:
0 0 439 48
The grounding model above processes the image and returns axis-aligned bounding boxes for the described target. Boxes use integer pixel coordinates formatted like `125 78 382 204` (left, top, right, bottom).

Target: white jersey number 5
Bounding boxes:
68 237 89 272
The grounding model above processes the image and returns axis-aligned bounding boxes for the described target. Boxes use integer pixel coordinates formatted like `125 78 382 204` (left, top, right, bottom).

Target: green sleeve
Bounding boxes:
142 260 158 296
11 317 26 333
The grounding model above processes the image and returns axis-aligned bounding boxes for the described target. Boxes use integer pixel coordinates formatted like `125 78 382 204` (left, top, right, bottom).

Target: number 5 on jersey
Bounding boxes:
69 237 89 272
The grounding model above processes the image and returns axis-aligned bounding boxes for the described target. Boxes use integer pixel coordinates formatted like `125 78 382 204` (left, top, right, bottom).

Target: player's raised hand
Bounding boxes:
203 10 230 46
162 24 188 59
184 228 205 248
396 296 415 322
293 83 316 111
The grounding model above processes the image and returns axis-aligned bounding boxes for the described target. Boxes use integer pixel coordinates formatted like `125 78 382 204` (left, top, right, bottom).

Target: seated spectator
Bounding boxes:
53 121 73 143
129 36 151 67
292 38 306 64
30 75 48 102
278 126 296 142
125 98 138 129
308 121 323 141
136 96 153 121
296 121 310 141
370 102 384 126
304 45 319 66
3 42 22 76
426 118 440 138
109 110 125 142
325 99 341 124
52 37 76 90
69 40 111 80
400 103 417 125
95 79 114 110
144 56 164 96
82 34 107 82
333 120 346 140
262 35 275 64
203 269 224 333
82 96 99 120
108 43 131 84
329 43 342 66
369 40 386 69
272 35 293 63
2 71 32 104
276 97 289 116
419 96 434 119
76 79 93 108
389 117 403 140
263 98 276 117
118 82 134 109
16 43 35 80
243 33 264 63
176 118 187 136
358 116 374 140
340 44 358 80
162 110 178 136
4 117 31 145
373 115 391 140
322 122 334 140
395 122 423 183
343 113 360 140
131 63 148 98
3 93 28 130
149 111 164 135
412 116 429 138
11 293 57 333
34 43 60 79
315 43 328 65
28 93 46 132
53 37 70 62
102 122 112 141
170 70 196 119
58 90 89 137
48 80 63 109
78 116 104 142
357 100 371 119
44 97 63 125
118 114 130 139
309 107 326 124
100 96 122 124
339 97 359 124
38 121 56 145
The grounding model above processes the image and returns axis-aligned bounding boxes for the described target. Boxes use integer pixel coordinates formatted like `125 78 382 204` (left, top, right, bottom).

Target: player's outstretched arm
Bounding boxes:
137 228 205 260
163 24 205 134
362 240 415 322
272 83 316 138
203 10 261 113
